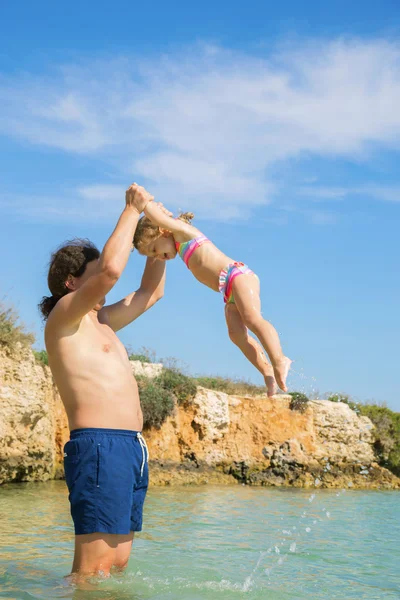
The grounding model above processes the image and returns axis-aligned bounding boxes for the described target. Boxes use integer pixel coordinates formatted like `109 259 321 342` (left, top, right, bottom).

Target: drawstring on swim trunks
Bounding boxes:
137 433 149 478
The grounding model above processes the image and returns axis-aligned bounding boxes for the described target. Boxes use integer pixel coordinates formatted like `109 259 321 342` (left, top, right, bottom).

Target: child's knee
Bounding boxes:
227 320 246 344
242 312 263 332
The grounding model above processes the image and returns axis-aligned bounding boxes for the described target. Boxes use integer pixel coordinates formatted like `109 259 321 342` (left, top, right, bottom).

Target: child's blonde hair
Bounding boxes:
133 211 194 254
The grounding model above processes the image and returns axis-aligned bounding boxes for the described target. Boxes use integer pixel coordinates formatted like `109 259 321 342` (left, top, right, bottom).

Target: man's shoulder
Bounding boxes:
45 297 82 337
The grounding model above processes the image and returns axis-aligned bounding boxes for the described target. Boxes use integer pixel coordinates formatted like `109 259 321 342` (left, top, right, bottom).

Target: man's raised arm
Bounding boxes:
101 257 166 332
48 184 152 328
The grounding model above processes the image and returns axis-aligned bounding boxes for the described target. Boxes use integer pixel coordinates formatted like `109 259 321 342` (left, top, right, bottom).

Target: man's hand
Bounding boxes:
126 183 154 214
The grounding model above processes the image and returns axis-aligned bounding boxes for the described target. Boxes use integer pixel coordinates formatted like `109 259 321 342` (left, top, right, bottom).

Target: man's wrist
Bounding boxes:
124 205 141 217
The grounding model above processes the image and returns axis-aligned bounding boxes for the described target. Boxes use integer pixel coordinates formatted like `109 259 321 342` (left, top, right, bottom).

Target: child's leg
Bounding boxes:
225 303 277 397
232 274 291 392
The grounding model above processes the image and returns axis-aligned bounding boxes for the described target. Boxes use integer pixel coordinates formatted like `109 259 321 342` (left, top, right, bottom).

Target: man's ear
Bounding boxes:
65 274 76 291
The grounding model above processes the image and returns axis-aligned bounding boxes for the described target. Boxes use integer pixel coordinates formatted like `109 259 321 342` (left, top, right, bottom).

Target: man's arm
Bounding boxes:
100 257 166 332
49 184 152 328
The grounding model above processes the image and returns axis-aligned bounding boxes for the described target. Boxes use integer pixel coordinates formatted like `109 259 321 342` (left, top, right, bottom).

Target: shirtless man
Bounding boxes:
40 184 163 578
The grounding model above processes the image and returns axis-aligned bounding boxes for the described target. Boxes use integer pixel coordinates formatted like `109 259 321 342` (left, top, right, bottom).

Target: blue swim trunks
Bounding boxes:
63 428 149 536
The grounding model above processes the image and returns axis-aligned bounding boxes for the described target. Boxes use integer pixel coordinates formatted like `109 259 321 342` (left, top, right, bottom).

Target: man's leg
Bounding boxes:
114 533 135 571
72 533 134 576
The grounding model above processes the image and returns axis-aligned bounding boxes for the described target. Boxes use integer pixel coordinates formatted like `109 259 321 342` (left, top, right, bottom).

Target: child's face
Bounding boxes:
144 233 177 261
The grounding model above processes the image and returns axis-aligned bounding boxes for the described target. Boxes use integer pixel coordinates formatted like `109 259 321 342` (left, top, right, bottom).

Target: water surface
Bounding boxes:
0 482 399 599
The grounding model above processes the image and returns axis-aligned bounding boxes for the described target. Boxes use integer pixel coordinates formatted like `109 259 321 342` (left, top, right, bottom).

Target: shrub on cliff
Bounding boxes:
33 350 49 366
358 404 400 477
195 375 265 396
127 346 155 363
0 303 35 350
289 392 310 413
327 393 359 411
155 368 197 406
136 376 175 429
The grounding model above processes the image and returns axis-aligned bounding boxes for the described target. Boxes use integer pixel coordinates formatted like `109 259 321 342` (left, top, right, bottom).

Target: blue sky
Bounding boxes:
1 1 399 409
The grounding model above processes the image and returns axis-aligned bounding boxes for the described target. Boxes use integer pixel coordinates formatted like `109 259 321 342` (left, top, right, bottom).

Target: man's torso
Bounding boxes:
45 308 143 431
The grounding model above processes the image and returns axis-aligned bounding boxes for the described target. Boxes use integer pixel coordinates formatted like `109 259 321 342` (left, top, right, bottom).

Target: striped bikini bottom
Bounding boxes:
218 262 259 304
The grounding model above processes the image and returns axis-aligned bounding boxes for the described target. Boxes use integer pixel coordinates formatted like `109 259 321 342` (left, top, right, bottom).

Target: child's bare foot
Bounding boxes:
264 374 278 397
264 364 278 397
273 357 292 392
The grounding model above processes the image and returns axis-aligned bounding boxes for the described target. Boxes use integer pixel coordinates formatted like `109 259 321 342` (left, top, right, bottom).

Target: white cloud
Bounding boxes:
1 38 400 220
299 184 400 203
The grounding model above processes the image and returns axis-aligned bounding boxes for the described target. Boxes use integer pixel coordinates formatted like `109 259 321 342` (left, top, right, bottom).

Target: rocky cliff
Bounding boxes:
1 347 399 489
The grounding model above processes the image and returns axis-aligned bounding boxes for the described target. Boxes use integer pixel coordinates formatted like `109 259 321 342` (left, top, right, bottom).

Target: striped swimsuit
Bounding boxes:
175 236 257 305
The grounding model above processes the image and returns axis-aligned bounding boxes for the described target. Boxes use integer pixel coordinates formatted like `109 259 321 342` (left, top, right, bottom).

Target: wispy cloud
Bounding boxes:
299 184 400 203
1 38 400 220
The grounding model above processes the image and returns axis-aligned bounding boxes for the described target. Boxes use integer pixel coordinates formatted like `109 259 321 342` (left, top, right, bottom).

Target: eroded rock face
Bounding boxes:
146 394 399 489
192 388 230 441
1 349 399 489
0 346 57 484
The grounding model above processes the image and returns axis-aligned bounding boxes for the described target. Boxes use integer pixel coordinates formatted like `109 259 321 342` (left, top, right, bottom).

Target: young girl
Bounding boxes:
133 201 291 396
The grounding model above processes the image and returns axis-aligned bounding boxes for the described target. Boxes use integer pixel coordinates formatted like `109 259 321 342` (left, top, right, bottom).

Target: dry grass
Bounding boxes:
0 301 35 350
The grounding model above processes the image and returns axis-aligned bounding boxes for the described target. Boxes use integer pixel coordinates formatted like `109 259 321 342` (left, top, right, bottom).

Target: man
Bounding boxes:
40 184 163 578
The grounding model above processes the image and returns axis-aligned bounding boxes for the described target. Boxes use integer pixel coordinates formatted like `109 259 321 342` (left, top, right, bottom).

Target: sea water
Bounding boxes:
0 481 399 599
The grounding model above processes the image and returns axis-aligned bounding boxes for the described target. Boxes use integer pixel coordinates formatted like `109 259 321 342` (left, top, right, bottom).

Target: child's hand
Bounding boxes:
144 199 190 236
153 202 174 219
125 183 154 214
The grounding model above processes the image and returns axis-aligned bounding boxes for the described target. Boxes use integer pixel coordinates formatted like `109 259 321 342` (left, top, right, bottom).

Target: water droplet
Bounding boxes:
315 478 321 486
290 542 297 553
306 527 311 533
274 546 280 554
309 494 316 503
326 512 331 518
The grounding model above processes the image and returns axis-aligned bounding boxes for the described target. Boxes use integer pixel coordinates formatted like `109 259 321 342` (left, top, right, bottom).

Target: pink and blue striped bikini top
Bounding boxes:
175 235 211 268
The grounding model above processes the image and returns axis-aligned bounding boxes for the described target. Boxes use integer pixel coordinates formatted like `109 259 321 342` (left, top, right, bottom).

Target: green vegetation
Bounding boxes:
194 375 265 397
127 346 156 364
155 368 197 406
327 393 400 477
0 302 35 350
138 367 197 429
289 392 310 413
129 353 152 363
327 393 358 411
358 404 400 476
136 376 176 429
33 350 49 366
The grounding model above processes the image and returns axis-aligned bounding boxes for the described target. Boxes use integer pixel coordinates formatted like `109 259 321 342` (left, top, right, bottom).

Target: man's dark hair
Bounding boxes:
39 238 100 320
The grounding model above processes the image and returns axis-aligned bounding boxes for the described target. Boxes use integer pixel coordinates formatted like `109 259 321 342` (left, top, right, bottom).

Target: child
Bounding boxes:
133 201 291 396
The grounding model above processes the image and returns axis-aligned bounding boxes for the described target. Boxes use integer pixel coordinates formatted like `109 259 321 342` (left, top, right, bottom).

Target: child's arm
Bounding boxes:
144 201 199 241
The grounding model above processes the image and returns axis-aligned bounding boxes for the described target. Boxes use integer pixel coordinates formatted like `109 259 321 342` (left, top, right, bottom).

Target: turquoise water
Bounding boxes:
0 482 399 600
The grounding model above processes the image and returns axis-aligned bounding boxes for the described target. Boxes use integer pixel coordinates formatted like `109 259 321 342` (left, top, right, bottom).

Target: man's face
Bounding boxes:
68 259 106 310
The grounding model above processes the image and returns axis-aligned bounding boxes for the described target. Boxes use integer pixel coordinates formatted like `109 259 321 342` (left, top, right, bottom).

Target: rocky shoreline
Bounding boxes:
1 346 399 490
